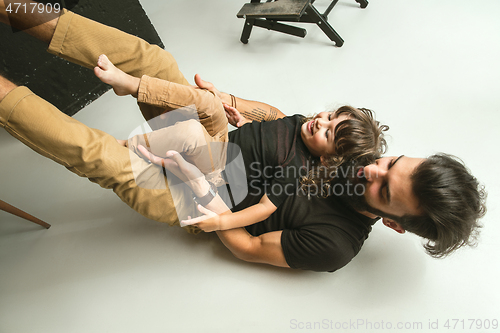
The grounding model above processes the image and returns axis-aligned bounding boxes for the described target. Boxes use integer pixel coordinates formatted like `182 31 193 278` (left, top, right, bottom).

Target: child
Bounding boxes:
94 54 388 232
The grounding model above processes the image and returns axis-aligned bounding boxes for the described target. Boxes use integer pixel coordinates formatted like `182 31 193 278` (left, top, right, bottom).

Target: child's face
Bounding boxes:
300 111 349 157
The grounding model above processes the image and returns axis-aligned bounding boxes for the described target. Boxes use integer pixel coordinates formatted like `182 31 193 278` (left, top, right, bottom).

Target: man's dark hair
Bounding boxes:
396 154 486 258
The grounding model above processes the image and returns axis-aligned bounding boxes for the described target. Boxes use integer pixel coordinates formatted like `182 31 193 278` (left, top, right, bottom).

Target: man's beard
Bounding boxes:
333 161 382 217
335 164 370 211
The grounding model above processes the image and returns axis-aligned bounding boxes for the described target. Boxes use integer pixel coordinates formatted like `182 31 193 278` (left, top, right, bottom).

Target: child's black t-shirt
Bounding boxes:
228 115 317 208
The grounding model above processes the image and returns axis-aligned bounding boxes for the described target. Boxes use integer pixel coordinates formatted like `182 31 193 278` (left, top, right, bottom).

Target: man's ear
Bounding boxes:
382 218 406 234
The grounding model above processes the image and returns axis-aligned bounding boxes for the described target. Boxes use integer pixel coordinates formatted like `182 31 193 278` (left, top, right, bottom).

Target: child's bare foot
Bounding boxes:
94 54 140 97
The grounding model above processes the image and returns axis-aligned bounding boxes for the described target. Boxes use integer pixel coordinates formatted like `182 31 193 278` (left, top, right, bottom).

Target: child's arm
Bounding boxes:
182 194 277 232
190 198 287 267
224 104 252 127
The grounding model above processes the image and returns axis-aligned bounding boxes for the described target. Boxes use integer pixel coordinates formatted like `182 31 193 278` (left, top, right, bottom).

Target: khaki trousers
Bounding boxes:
48 10 189 122
0 11 229 233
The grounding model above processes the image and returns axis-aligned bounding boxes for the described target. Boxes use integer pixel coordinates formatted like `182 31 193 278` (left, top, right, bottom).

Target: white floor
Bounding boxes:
1 1 500 332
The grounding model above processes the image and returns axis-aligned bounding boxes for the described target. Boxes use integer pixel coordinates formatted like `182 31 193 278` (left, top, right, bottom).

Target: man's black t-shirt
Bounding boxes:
228 115 377 273
246 194 378 272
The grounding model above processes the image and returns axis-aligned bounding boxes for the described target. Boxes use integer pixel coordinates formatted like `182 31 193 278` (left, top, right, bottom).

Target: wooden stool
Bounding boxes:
0 200 51 229
237 0 368 46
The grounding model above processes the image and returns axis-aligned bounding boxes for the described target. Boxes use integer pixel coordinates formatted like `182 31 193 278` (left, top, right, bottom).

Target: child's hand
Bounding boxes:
224 104 249 127
181 205 222 232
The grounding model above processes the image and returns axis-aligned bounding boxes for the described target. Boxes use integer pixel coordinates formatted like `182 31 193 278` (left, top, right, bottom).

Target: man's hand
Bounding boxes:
181 204 223 232
224 104 250 127
193 74 220 96
193 74 231 106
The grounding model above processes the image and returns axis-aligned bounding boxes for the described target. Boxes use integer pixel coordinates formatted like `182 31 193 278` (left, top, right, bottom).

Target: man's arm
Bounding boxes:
220 93 285 122
216 229 289 267
185 184 289 267
194 75 286 122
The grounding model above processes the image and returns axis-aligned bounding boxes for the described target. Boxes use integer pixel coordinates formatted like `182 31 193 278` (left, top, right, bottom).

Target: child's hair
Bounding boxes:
300 106 389 197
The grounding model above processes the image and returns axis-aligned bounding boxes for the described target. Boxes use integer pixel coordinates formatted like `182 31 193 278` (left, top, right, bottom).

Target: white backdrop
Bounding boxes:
1 0 499 332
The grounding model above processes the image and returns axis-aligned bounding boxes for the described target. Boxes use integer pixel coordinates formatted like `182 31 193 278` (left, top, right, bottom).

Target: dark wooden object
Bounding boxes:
0 199 51 229
237 0 369 46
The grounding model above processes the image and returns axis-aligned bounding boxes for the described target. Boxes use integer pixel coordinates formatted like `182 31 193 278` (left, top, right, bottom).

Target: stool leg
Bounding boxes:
0 200 51 229
240 18 255 44
355 0 369 9
306 5 344 46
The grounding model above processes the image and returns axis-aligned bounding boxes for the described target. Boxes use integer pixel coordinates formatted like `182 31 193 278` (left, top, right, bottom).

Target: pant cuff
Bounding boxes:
0 86 33 128
47 9 74 57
